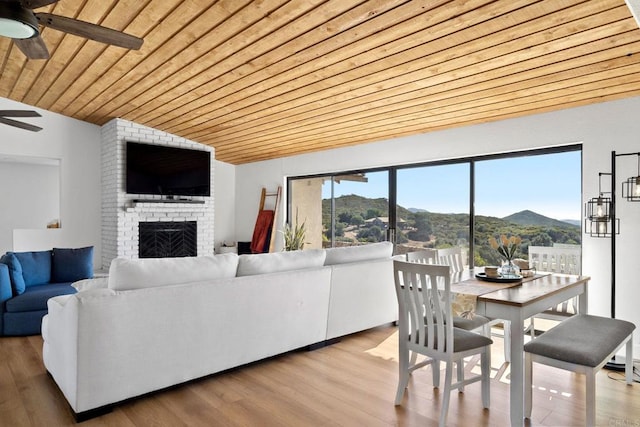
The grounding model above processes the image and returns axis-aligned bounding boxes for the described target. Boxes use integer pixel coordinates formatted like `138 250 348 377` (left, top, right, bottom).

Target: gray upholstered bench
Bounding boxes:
524 314 635 426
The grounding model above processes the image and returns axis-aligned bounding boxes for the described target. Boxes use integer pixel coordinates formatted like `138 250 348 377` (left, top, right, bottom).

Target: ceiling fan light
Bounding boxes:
0 4 38 39
0 17 37 39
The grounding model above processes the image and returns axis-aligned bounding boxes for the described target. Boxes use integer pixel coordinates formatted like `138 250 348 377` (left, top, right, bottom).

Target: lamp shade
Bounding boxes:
585 195 614 237
622 175 640 201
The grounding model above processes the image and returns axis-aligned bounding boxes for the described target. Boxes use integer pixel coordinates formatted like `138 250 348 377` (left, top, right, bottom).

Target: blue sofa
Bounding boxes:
0 247 93 336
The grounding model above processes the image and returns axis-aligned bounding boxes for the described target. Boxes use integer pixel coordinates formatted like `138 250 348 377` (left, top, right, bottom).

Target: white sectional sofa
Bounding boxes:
42 242 396 419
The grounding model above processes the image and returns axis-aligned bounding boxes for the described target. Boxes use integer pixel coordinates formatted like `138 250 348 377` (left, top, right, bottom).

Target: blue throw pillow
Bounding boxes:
52 246 94 283
12 250 52 287
0 253 26 295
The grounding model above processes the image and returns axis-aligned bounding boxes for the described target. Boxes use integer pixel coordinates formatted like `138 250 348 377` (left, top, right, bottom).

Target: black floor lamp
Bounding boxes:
585 150 640 370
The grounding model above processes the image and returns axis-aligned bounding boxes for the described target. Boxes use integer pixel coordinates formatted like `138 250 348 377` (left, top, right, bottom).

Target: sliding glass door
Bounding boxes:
288 146 581 261
473 150 582 267
289 170 389 248
396 163 470 266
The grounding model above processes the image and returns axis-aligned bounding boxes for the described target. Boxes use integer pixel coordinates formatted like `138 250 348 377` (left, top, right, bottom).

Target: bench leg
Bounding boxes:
525 352 533 418
481 347 490 409
586 369 596 427
626 336 634 385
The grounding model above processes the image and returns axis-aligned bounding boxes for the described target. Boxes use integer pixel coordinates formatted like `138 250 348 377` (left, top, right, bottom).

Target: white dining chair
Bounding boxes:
528 245 582 337
393 260 492 427
406 248 438 264
435 247 511 362
436 247 465 281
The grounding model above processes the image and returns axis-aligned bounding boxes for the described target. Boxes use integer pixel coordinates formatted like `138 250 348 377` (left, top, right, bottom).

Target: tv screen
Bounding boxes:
126 142 211 197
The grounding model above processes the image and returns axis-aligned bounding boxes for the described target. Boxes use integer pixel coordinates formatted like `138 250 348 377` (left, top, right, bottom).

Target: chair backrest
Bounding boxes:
436 247 464 273
529 245 582 317
528 245 581 274
406 248 438 264
393 259 453 355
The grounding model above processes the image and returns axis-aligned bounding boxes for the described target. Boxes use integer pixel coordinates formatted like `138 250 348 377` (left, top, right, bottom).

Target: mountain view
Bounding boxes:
322 195 581 266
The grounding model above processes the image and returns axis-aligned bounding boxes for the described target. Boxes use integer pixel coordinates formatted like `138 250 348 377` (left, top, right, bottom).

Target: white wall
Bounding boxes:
234 95 640 354
214 160 236 252
0 97 102 266
0 159 60 255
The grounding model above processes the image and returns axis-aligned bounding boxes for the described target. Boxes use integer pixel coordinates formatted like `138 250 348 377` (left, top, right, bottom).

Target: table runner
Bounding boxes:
452 273 549 318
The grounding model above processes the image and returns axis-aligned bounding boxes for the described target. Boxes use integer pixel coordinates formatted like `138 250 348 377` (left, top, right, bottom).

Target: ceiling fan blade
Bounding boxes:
20 0 59 8
0 117 43 132
36 13 143 50
0 110 41 117
13 35 50 59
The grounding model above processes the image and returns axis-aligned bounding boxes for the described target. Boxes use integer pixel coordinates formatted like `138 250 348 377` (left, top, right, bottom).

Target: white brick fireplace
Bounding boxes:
101 119 214 270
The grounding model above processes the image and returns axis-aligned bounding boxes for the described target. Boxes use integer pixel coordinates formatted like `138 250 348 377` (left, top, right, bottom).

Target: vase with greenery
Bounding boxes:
488 234 521 277
282 211 307 251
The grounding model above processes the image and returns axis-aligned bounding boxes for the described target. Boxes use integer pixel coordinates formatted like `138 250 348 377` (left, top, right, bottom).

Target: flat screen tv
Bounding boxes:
126 141 211 197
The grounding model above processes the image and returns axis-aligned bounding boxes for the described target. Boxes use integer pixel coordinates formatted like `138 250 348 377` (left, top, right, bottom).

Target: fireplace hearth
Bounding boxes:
139 221 197 258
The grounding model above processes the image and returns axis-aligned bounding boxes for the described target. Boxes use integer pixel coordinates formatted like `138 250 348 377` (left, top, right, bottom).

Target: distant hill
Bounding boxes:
502 210 579 228
561 219 581 227
321 196 581 256
322 194 412 219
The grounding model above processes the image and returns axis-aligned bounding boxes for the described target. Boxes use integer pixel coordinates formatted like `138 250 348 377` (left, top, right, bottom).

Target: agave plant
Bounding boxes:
282 211 307 251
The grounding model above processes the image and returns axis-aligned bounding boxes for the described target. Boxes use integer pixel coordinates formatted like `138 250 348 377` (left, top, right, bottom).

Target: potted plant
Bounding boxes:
282 211 307 251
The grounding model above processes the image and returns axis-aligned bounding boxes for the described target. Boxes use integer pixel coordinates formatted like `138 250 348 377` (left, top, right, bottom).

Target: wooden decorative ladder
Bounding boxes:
250 186 281 253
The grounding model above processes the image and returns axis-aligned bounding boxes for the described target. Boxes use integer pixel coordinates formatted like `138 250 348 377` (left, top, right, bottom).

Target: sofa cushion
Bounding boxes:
237 249 326 277
52 246 94 283
72 277 108 292
0 263 12 302
1 253 26 295
324 241 393 265
12 250 52 287
108 254 239 291
5 283 76 313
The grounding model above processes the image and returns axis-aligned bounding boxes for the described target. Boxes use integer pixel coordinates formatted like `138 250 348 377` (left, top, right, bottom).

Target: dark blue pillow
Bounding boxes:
1 253 26 295
52 246 94 283
12 250 52 287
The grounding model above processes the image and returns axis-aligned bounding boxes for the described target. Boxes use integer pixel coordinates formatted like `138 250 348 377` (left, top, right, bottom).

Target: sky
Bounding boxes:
322 150 582 221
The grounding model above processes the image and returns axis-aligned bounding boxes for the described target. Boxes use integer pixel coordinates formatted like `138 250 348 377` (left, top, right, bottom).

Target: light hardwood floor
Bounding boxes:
1 325 638 426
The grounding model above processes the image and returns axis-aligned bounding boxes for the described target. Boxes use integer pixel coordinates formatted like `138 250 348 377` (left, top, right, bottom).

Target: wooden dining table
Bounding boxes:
451 272 590 427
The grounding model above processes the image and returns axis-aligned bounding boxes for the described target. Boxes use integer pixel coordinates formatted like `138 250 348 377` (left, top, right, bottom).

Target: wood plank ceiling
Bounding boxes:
1 0 640 165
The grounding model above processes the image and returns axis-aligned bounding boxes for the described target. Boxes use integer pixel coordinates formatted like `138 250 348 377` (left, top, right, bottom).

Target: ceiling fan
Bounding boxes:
0 0 143 60
0 110 42 131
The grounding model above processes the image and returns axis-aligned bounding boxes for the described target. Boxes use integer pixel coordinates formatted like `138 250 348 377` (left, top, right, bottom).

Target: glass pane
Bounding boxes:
289 177 325 249
474 151 582 268
396 163 470 265
322 171 389 247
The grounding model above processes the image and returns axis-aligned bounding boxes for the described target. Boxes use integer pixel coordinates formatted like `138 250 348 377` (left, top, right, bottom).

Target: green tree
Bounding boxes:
357 225 382 242
365 209 382 219
351 214 364 226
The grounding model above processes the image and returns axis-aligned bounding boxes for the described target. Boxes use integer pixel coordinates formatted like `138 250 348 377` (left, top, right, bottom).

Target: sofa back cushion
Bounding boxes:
108 254 239 291
324 241 393 265
1 253 26 295
0 262 15 301
236 249 326 277
52 246 94 283
11 250 52 287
